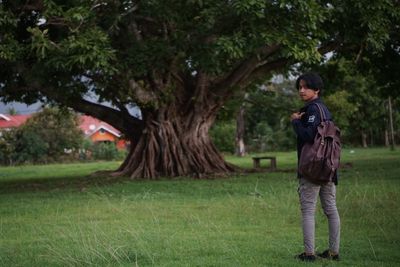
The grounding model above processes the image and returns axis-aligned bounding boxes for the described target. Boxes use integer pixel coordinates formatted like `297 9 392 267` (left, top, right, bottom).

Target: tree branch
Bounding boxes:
21 0 44 12
238 57 290 90
237 39 343 90
5 81 144 139
34 85 144 140
63 97 144 140
128 19 143 41
114 100 130 115
214 44 281 92
318 39 343 56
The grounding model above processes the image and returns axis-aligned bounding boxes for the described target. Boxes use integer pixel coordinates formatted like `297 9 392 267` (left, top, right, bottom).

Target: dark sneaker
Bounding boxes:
317 250 340 261
295 252 316 262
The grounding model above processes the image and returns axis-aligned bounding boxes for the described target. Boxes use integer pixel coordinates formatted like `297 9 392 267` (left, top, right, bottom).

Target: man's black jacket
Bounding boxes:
292 98 338 184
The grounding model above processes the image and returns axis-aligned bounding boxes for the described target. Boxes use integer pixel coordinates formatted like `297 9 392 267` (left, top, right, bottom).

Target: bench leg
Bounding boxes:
253 159 260 168
270 158 277 171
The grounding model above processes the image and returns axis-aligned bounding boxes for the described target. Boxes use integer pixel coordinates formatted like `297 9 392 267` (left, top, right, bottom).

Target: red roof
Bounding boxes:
79 115 121 137
0 114 121 138
0 114 31 128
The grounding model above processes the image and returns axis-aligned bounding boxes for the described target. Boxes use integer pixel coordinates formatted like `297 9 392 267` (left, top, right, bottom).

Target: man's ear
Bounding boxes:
315 89 320 95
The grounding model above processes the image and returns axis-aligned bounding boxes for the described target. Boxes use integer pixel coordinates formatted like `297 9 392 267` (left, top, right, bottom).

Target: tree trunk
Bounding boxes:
370 129 374 147
113 107 236 179
361 130 368 148
384 129 390 147
235 104 246 157
388 96 396 151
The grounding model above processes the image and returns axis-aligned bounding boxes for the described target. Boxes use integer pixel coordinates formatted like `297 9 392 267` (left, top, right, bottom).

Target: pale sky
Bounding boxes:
0 100 141 118
0 101 43 114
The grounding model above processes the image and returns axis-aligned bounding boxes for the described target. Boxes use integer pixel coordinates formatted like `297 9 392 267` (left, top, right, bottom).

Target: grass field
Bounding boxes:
0 148 399 266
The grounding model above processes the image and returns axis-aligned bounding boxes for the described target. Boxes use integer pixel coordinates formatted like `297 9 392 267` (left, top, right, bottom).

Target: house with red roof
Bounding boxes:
0 114 31 130
79 115 128 150
0 113 128 150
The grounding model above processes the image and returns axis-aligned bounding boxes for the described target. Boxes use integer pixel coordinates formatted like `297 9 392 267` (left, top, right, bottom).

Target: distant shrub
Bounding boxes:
21 108 83 161
0 107 84 165
210 121 236 153
13 130 48 164
91 142 120 161
0 129 18 165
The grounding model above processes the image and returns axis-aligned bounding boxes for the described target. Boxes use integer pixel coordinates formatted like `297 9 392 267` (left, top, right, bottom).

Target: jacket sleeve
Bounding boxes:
292 104 321 143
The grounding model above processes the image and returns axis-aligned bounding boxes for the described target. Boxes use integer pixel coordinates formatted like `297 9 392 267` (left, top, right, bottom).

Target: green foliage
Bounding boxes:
244 80 299 151
1 0 397 103
306 58 400 146
13 129 48 164
324 90 356 134
91 142 121 161
209 121 236 153
0 107 84 164
0 128 49 165
0 129 17 165
214 79 300 152
21 107 84 159
247 121 273 152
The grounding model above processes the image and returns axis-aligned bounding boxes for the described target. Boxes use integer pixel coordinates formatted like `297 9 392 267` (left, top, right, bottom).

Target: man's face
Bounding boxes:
298 80 319 102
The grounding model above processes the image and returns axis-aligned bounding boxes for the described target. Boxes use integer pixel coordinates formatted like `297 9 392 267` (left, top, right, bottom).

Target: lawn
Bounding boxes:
0 148 399 266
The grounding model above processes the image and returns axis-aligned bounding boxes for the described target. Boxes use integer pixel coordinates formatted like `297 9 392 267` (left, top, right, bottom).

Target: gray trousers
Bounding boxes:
298 178 340 254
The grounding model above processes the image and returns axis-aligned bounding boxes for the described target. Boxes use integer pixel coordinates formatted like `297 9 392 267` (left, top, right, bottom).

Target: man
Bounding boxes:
291 72 341 262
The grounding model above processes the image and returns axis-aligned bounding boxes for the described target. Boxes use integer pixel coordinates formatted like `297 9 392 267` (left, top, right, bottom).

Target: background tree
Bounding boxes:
209 121 236 154
91 142 121 161
210 92 250 156
13 128 48 164
244 79 300 152
317 5 400 147
0 0 398 178
0 107 84 164
6 107 18 115
21 107 84 160
0 129 18 165
307 56 399 147
357 28 400 149
235 97 247 157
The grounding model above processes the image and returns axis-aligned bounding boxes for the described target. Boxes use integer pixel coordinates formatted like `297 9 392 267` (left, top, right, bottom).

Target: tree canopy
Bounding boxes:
1 0 398 178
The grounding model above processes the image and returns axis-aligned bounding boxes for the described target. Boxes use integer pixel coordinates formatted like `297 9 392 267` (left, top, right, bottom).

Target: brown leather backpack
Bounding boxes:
298 103 341 184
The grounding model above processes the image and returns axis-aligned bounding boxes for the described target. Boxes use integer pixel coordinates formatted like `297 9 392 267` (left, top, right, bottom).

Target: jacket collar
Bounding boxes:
304 97 322 107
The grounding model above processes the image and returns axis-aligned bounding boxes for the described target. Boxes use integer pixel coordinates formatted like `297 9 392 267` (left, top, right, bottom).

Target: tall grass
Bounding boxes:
0 148 399 266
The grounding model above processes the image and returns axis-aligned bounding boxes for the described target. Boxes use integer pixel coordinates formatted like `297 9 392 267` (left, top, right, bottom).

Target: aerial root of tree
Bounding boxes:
111 121 237 179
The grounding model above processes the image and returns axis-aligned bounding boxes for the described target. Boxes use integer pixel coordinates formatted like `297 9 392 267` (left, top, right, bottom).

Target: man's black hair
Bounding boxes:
295 72 324 94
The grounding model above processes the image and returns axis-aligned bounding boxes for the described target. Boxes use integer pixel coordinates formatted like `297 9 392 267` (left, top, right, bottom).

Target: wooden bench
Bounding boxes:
252 156 277 171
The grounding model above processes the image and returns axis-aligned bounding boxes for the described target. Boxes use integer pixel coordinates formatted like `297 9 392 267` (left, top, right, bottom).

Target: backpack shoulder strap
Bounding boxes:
313 103 327 122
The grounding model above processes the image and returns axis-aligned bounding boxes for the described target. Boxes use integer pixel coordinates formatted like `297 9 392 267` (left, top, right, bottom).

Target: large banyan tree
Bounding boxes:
0 0 397 178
